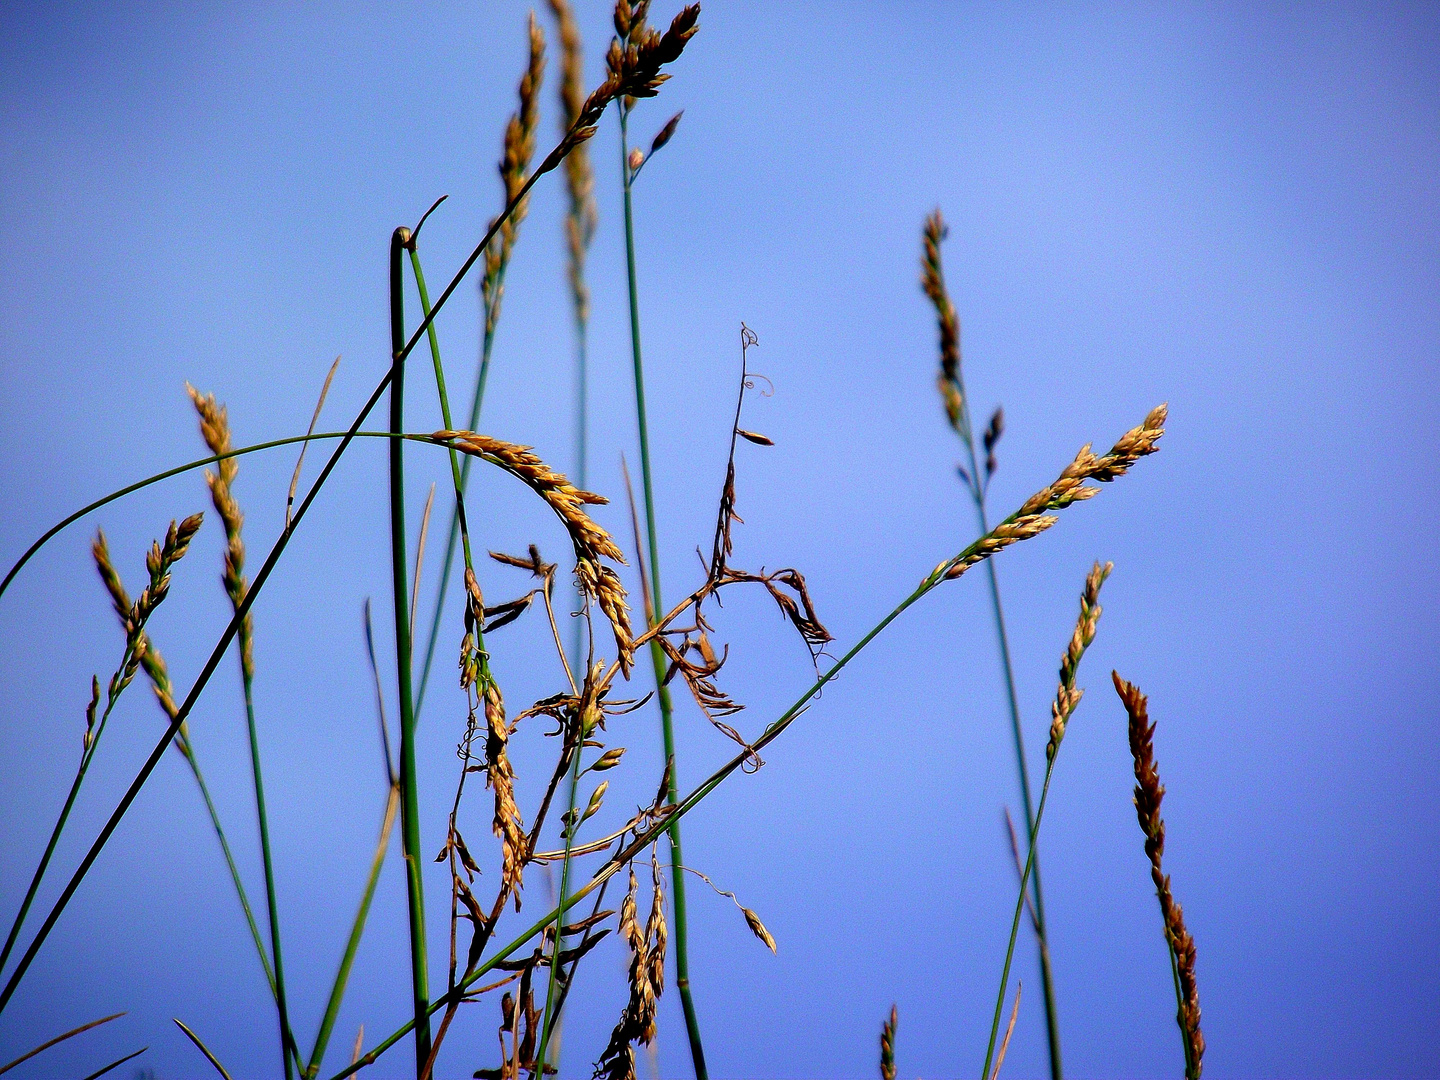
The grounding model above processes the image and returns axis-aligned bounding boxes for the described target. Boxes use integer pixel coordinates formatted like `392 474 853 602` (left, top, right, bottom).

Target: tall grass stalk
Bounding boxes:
618 100 708 1078
981 562 1110 1080
544 1 597 1063
923 210 1062 1077
389 227 432 1075
187 384 297 1078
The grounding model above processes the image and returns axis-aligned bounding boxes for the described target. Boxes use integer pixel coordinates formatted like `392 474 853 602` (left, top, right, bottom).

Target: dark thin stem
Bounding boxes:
390 227 432 1076
0 132 557 1012
619 103 706 1079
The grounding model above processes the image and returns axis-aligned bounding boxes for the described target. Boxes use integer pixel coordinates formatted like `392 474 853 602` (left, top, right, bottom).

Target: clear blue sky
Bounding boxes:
1 2 1437 1077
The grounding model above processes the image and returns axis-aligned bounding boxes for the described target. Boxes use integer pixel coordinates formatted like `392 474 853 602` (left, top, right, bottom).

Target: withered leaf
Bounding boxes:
736 429 773 446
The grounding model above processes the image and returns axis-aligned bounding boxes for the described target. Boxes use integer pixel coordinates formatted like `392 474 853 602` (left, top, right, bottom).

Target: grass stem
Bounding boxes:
619 102 707 1079
389 227 432 1076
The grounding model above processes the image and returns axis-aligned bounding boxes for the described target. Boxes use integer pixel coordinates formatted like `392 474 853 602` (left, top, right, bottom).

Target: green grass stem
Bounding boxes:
619 103 708 1080
389 227 432 1076
178 742 277 995
305 784 401 1079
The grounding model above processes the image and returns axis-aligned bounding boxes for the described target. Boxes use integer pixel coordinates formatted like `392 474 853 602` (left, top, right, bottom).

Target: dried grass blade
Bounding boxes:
287 355 342 529
0 1011 125 1075
410 482 437 643
988 982 1021 1080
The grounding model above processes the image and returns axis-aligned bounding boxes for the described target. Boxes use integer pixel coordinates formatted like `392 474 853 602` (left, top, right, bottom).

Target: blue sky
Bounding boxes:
1 2 1437 1077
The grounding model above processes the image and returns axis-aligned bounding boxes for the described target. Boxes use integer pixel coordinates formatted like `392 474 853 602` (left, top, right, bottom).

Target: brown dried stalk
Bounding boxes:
1113 672 1205 1079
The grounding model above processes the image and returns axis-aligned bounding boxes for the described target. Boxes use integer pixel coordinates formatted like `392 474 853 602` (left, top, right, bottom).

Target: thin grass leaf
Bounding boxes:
77 1046 147 1080
175 1019 235 1080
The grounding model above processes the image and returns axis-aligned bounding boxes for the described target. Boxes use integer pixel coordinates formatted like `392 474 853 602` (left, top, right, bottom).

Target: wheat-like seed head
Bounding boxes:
1018 404 1168 518
92 530 188 741
483 679 526 903
880 1005 897 1080
1045 560 1112 760
549 0 598 326
187 384 254 679
438 432 633 672
921 209 965 436
484 13 548 329
543 4 700 180
1113 672 1204 1078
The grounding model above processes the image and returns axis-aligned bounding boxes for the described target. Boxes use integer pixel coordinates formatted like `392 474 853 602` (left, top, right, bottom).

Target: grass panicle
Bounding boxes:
1114 672 1205 1079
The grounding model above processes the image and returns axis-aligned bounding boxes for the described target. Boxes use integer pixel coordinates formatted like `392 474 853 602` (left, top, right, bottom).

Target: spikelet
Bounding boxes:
484 679 527 904
1017 404 1168 518
187 384 254 680
548 0 598 328
92 531 189 750
593 859 667 1080
1045 560 1112 760
943 515 1058 581
921 209 965 437
484 14 547 334
1113 672 1205 1078
642 855 666 1036
542 4 700 178
935 406 1166 586
880 1005 897 1080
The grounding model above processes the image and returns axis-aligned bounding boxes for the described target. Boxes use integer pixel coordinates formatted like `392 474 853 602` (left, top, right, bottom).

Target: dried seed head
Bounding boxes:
942 515 1058 581
548 0 599 326
591 746 626 771
741 906 776 953
1018 405 1168 518
549 5 700 181
484 13 548 333
922 210 965 437
1113 672 1204 1078
187 384 254 678
1045 560 1112 760
484 679 526 902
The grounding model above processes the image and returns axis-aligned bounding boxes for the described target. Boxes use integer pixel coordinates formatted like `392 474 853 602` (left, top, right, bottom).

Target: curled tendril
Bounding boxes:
742 372 775 397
